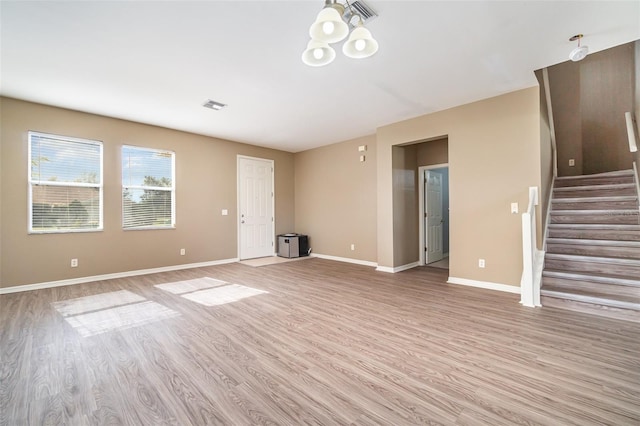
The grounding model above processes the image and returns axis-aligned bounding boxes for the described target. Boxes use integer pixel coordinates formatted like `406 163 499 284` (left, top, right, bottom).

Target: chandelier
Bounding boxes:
302 0 379 67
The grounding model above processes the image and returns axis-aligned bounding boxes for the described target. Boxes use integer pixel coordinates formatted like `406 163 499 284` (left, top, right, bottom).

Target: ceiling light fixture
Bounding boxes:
302 0 378 67
203 99 227 110
569 34 588 62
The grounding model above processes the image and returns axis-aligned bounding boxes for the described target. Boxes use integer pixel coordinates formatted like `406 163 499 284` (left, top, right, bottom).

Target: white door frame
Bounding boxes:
418 163 448 266
237 155 275 260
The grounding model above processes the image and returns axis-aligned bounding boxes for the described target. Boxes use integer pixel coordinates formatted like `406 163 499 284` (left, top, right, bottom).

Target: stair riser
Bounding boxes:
546 244 640 260
541 296 640 322
544 259 640 277
542 277 640 297
551 200 638 210
547 229 640 241
550 213 639 225
553 188 636 198
554 177 635 187
543 170 640 321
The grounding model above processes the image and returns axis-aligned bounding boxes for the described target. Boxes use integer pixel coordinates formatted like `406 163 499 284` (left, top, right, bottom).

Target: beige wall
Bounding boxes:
2 88 544 290
392 144 418 266
377 87 541 287
416 137 448 166
0 97 295 288
293 135 377 262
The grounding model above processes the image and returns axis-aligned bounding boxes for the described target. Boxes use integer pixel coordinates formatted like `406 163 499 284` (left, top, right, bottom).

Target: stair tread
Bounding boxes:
556 170 635 180
541 287 640 309
546 238 640 247
548 223 640 230
545 253 640 265
552 195 638 203
542 270 640 286
542 169 640 319
554 183 635 191
550 209 638 214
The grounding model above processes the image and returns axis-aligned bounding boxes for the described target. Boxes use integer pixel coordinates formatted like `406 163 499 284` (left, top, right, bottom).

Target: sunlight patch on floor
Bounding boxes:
154 277 227 294
52 290 179 337
52 289 145 317
155 278 268 306
182 284 268 306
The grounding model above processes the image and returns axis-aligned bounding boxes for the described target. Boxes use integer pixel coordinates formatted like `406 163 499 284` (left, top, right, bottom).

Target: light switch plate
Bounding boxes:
511 202 519 214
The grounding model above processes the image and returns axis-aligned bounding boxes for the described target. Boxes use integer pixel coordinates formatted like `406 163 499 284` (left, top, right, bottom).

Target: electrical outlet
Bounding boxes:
478 259 485 268
350 244 355 251
569 159 575 167
71 258 78 268
180 248 186 256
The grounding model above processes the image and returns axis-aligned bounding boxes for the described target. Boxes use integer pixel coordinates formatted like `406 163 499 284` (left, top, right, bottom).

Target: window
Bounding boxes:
122 145 175 229
28 131 103 233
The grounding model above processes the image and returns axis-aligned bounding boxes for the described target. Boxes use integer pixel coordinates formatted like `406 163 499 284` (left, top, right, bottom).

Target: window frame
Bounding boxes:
121 144 176 231
28 131 104 234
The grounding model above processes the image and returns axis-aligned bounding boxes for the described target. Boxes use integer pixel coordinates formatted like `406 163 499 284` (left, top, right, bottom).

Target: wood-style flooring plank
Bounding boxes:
1 258 639 425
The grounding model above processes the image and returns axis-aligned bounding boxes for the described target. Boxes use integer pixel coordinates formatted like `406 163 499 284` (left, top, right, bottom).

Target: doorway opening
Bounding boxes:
419 165 450 268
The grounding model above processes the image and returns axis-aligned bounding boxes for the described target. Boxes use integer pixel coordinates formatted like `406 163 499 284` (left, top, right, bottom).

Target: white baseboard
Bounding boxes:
311 253 377 268
0 258 239 294
376 261 420 273
447 276 520 294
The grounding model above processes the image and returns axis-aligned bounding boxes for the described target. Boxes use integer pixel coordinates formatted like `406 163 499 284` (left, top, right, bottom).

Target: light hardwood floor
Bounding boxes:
1 258 639 425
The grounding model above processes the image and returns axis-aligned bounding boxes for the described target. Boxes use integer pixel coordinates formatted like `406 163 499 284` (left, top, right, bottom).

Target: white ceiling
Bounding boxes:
2 1 639 153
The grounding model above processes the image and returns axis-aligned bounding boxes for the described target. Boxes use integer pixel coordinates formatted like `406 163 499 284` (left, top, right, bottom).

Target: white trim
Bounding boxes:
418 163 449 266
28 131 104 234
447 276 520 294
311 253 377 268
542 175 555 252
376 261 420 273
0 258 238 294
237 155 275 261
625 112 638 153
121 144 176 230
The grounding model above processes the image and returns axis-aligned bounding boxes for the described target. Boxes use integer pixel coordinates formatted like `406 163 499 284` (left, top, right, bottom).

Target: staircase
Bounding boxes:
542 169 640 322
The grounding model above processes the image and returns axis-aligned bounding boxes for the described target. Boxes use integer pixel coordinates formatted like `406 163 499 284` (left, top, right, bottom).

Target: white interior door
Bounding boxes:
238 156 274 260
425 170 444 264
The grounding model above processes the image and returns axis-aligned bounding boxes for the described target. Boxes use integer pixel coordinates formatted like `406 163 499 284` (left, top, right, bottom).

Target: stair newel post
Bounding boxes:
521 186 540 308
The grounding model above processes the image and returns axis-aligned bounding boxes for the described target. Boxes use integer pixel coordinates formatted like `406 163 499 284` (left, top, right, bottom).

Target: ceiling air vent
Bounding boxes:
203 99 227 110
350 0 377 23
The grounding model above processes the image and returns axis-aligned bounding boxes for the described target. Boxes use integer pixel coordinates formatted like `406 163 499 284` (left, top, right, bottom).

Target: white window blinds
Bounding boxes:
28 131 103 233
122 145 175 229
